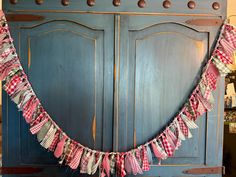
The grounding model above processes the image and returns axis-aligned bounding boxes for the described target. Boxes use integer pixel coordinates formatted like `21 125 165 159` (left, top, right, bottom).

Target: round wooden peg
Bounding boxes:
10 0 18 4
187 1 196 9
138 0 146 8
113 0 121 7
212 2 220 10
87 0 96 6
163 0 171 8
61 0 69 6
35 0 44 5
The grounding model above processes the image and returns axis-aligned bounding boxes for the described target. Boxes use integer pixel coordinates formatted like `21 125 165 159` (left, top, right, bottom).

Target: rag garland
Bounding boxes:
0 10 235 177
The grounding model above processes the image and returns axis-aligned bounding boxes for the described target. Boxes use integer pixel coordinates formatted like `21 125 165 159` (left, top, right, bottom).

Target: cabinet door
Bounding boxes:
2 13 114 176
116 15 225 176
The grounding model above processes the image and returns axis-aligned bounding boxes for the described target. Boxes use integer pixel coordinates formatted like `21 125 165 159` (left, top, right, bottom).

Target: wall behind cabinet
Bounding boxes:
228 0 236 25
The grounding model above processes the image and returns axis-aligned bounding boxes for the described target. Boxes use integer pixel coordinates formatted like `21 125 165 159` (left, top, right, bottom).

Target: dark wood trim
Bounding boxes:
0 167 42 174
183 166 225 175
5 14 45 22
185 18 223 26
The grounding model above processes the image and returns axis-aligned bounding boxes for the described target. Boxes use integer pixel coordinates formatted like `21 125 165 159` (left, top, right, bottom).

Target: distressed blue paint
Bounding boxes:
2 0 226 176
2 12 115 176
116 15 225 177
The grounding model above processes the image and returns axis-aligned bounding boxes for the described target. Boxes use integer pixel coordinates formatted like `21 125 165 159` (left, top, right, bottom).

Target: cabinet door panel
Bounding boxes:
117 15 224 176
3 13 114 173
22 20 105 164
134 23 206 160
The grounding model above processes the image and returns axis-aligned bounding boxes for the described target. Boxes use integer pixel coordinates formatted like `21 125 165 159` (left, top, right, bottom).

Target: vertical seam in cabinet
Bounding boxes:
114 15 121 151
216 77 223 164
18 30 21 163
204 32 210 165
93 38 97 148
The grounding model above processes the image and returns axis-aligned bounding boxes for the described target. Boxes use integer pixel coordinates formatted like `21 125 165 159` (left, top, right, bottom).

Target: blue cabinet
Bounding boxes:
2 0 226 176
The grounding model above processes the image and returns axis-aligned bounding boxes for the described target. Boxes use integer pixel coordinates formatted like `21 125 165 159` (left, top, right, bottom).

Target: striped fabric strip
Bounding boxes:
91 152 103 174
130 153 143 175
30 118 48 135
146 145 153 164
220 38 235 57
199 82 212 101
23 98 40 123
166 128 180 150
174 119 186 141
101 153 110 177
58 139 71 164
22 95 35 113
151 141 167 160
196 94 207 116
173 126 182 150
196 90 214 111
135 149 141 164
48 131 60 152
65 142 76 165
0 56 18 71
181 114 198 129
0 47 16 61
125 152 142 175
87 152 96 175
68 147 84 170
30 111 45 127
37 121 52 142
0 57 19 80
40 125 57 149
11 89 24 105
124 153 132 174
18 91 34 111
0 50 17 66
80 151 92 173
189 94 200 117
